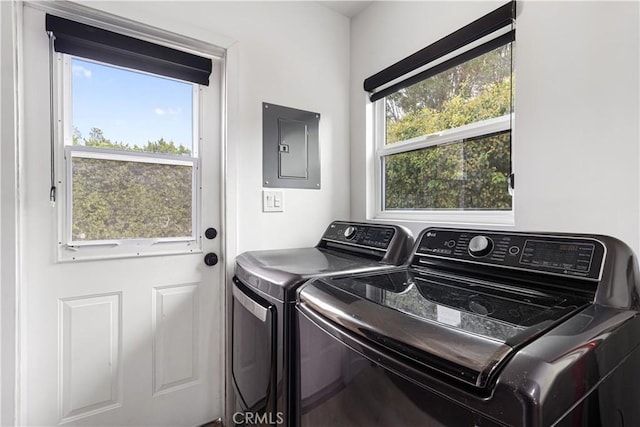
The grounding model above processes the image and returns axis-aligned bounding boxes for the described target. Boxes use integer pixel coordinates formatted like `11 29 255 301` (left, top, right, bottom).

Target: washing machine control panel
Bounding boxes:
322 222 396 250
415 229 606 280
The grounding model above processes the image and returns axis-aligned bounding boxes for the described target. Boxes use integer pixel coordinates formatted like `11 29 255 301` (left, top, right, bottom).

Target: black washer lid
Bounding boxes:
299 269 591 388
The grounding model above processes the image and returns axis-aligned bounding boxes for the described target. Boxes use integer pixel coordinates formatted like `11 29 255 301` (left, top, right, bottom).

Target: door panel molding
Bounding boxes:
59 293 122 423
152 283 200 396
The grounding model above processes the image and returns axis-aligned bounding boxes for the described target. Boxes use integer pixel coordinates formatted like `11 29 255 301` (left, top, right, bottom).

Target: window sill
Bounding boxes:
372 210 515 227
57 238 202 262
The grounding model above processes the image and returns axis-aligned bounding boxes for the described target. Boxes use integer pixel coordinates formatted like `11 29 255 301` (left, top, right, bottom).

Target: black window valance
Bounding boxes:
45 14 212 86
364 1 516 101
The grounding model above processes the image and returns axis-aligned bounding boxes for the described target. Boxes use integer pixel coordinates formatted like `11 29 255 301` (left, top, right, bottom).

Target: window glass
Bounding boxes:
383 131 511 210
71 58 193 154
385 44 512 145
71 156 193 241
378 42 513 212
66 56 198 243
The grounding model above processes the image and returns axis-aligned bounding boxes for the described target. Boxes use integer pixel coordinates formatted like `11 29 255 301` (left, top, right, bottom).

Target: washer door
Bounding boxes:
232 278 277 414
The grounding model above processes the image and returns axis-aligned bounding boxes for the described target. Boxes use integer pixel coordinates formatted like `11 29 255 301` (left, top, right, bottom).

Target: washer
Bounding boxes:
296 227 640 426
231 221 413 426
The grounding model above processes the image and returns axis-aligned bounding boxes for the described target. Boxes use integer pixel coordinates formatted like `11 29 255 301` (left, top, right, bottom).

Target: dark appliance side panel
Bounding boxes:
495 306 640 426
552 342 640 427
232 278 282 424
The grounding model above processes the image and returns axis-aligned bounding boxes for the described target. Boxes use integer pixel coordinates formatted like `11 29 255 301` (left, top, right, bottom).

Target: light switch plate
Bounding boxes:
263 190 284 212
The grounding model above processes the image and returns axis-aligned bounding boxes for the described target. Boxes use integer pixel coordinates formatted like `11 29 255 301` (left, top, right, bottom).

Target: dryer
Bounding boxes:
231 221 413 426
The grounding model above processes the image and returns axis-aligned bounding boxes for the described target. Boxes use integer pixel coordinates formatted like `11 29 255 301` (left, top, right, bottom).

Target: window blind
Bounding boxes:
45 14 212 86
364 1 516 101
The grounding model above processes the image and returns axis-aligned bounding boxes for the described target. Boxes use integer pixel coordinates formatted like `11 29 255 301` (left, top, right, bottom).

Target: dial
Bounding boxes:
468 235 493 257
344 226 357 240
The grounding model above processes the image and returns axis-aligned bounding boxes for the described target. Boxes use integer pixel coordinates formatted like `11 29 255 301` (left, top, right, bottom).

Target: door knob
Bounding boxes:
204 253 218 266
205 227 217 239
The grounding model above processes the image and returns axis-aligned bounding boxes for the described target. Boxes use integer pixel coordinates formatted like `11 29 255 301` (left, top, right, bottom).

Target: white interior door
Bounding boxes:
19 5 224 426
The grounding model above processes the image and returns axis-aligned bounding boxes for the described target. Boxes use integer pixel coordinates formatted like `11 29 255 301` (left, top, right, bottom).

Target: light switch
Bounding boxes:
263 190 284 212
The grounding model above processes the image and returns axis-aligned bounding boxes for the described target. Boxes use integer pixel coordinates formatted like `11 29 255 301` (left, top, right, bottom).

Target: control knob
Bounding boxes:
468 235 493 257
344 226 357 240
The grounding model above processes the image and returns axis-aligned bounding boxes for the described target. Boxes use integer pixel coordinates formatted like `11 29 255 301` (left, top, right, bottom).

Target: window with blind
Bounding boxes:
365 2 516 220
46 14 212 248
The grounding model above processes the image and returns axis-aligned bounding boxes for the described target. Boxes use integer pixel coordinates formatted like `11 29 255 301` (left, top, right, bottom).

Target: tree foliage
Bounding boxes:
71 129 193 241
77 127 192 156
383 44 513 210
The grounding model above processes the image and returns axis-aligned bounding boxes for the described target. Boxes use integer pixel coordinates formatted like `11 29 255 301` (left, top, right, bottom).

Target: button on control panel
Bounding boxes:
415 229 606 280
323 222 396 250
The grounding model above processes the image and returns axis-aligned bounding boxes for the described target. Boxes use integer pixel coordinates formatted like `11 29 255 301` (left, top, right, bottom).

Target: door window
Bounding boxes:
65 57 198 244
45 13 214 259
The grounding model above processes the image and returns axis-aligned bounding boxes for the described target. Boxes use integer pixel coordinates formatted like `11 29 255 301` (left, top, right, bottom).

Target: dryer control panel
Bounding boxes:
322 222 396 250
414 228 606 281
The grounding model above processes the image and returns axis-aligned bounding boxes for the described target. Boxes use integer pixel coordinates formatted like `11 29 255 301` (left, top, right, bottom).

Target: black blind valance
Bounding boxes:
370 30 514 103
45 14 212 86
364 1 516 100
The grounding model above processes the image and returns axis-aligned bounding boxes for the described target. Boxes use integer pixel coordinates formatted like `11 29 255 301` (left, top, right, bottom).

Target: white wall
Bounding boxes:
0 1 19 424
350 1 640 254
81 1 351 253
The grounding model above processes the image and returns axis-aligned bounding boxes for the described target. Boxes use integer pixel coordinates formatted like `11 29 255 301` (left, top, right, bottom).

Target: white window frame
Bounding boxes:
56 53 204 261
371 98 515 226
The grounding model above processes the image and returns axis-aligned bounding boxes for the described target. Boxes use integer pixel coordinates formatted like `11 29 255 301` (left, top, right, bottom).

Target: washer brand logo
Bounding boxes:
233 411 284 425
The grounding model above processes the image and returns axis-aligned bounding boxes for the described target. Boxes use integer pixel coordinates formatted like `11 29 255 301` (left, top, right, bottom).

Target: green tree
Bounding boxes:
135 138 192 156
383 44 513 210
386 44 512 124
83 127 132 151
70 129 193 240
74 127 192 156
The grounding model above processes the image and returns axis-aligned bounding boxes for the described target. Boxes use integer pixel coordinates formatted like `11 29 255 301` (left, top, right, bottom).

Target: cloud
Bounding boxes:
154 107 183 117
72 65 92 78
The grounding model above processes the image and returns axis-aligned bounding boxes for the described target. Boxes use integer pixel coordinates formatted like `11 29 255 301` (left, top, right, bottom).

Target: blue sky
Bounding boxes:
72 58 193 150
